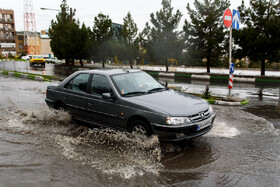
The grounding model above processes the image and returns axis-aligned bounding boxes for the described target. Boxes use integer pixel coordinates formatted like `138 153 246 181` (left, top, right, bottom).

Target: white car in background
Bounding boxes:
45 57 62 64
21 56 31 60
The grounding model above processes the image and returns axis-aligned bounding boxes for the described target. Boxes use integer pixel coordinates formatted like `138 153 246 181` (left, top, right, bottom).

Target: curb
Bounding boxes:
0 69 50 82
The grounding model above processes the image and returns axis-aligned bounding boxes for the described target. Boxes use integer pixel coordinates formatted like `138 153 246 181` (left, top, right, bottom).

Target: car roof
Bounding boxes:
78 69 142 76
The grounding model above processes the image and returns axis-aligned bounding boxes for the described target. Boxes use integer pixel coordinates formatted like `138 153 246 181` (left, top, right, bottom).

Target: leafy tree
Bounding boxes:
49 0 76 66
49 0 90 66
72 23 91 66
144 0 183 72
184 0 230 73
121 12 139 68
234 0 280 75
91 13 114 68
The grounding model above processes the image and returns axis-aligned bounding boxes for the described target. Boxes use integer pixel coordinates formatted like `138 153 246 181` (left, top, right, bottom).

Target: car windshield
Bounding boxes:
111 71 165 96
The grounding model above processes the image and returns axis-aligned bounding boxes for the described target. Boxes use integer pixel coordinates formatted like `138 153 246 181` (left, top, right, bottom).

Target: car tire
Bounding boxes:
129 120 152 137
29 63 33 67
42 63 45 68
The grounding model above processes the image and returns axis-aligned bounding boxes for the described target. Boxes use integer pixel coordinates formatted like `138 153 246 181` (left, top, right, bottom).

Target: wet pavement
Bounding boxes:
0 74 280 186
0 60 70 79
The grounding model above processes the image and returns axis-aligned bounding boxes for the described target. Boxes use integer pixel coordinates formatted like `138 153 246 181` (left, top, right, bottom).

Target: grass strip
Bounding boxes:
241 100 249 105
27 74 35 80
205 99 215 104
2 70 8 75
14 72 21 77
0 69 58 80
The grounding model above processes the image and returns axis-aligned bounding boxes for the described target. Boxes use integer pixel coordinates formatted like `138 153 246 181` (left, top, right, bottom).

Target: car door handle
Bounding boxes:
64 96 68 100
88 102 93 107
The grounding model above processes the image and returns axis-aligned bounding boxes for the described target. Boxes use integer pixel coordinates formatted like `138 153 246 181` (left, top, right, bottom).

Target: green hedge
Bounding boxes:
146 71 159 76
210 75 228 81
256 78 280 83
175 73 191 78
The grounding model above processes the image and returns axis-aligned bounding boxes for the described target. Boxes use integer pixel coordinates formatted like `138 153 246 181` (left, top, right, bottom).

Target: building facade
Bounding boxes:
15 31 24 54
0 9 16 56
40 30 53 56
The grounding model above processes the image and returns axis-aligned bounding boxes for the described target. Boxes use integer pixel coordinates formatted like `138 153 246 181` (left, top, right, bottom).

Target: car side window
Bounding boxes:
65 73 90 93
91 75 112 96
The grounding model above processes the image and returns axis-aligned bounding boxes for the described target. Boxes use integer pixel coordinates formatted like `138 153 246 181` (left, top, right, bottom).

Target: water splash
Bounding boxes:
54 128 163 179
2 108 163 179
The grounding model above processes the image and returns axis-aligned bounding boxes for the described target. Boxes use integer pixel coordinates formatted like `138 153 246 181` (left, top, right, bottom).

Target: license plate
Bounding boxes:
197 120 211 131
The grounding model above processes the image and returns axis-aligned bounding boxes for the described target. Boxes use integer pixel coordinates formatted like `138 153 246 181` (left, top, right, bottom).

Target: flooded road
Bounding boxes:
0 75 280 186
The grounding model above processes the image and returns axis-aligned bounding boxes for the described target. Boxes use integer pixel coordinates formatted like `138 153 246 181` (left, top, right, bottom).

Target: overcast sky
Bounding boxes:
2 0 249 32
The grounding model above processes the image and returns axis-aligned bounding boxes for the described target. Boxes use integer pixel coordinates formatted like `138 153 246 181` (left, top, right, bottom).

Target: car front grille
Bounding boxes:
188 109 211 123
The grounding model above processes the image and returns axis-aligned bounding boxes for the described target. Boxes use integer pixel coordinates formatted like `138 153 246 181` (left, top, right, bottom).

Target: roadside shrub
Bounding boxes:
8 52 15 59
248 60 261 68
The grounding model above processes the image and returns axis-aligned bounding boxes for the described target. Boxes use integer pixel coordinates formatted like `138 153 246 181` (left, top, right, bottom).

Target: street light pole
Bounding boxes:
40 7 59 11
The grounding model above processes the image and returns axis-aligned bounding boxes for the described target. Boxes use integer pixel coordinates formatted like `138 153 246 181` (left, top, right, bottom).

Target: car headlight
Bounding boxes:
166 117 191 125
208 105 213 114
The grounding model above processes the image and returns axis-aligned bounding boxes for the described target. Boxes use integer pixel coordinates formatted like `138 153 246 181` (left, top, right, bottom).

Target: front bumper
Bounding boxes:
30 61 45 64
152 112 216 141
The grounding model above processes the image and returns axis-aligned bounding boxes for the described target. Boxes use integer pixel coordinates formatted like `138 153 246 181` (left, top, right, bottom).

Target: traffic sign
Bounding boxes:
230 63 234 74
223 9 232 28
232 9 240 30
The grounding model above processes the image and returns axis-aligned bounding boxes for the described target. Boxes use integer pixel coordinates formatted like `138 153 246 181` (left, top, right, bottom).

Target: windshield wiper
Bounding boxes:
123 91 147 97
147 87 168 93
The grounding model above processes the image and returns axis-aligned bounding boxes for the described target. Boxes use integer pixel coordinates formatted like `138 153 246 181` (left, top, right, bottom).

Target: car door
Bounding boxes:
87 74 125 129
62 73 92 120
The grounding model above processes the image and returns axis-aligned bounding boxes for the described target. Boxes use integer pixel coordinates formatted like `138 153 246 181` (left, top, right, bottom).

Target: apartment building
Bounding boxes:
0 9 16 56
15 31 24 54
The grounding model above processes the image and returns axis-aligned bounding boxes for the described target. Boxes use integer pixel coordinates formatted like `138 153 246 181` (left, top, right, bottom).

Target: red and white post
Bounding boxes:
228 26 233 96
223 9 233 96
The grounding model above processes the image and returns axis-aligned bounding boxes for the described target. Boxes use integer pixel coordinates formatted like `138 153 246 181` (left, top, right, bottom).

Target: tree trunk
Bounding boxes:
261 61 265 76
129 59 133 69
79 59 83 67
207 54 210 73
102 59 105 68
165 58 169 72
70 58 74 66
65 58 70 66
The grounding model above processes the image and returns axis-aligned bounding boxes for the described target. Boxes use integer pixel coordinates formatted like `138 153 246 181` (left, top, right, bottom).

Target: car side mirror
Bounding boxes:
102 93 116 100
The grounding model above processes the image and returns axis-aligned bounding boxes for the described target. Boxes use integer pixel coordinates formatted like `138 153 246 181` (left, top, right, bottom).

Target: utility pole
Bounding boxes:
23 0 40 55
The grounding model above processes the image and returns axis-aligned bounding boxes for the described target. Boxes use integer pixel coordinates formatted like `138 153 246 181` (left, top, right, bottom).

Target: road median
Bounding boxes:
0 69 53 82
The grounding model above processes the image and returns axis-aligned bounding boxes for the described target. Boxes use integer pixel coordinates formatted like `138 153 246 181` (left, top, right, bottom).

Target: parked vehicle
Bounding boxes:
45 69 216 141
29 55 45 67
45 57 62 64
21 55 31 60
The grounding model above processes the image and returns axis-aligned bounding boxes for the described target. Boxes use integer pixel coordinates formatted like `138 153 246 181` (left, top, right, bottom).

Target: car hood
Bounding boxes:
125 90 209 116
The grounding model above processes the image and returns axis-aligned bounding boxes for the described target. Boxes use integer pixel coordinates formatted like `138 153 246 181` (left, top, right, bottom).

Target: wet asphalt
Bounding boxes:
0 61 280 186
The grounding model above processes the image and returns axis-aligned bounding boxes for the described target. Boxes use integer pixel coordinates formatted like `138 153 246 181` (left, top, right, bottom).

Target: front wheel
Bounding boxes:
129 120 152 137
